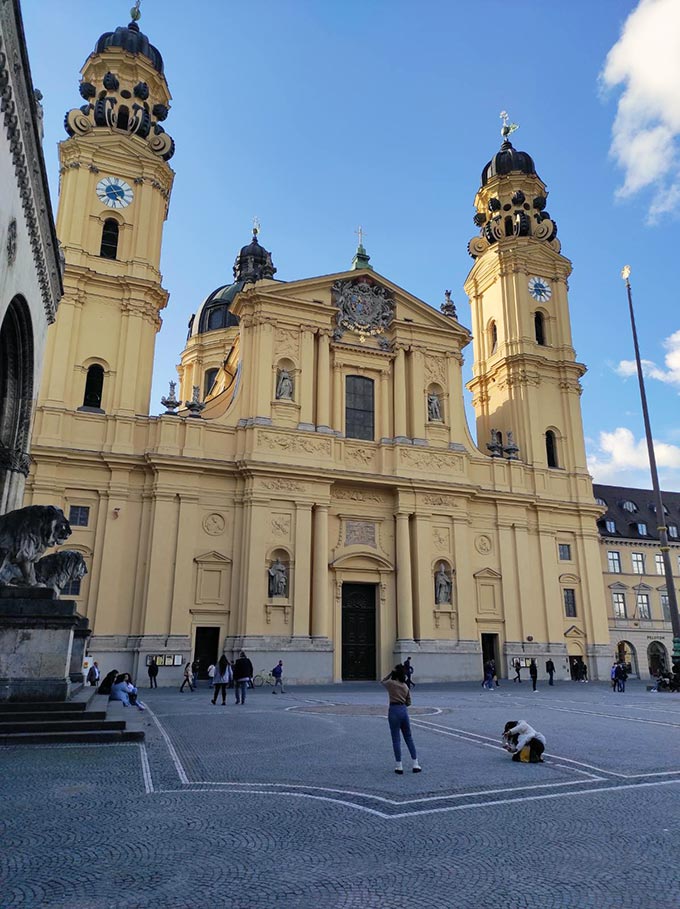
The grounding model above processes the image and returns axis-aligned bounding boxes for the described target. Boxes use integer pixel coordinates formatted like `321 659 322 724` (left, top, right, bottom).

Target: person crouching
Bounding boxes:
502 720 546 763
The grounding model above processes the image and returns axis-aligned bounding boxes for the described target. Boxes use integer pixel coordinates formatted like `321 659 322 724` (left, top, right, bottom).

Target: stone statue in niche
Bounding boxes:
276 369 294 400
268 558 288 597
434 562 452 605
427 392 442 422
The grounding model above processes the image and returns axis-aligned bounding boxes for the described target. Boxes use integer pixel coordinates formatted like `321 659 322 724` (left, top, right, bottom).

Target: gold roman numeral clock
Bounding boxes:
95 176 134 209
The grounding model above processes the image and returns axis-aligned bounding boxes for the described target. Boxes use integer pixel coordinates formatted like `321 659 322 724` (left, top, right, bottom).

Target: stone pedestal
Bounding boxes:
0 588 90 702
69 615 92 684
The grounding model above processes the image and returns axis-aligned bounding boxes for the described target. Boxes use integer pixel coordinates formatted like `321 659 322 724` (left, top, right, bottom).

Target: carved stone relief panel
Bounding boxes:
259 431 332 457
401 450 464 473
345 520 377 548
271 513 291 539
202 513 226 536
274 327 299 358
334 487 387 504
432 525 450 551
475 534 493 554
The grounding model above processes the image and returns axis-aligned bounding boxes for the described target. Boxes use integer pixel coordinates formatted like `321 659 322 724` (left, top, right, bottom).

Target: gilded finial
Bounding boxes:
130 1 141 22
500 110 519 141
621 264 631 283
252 216 260 238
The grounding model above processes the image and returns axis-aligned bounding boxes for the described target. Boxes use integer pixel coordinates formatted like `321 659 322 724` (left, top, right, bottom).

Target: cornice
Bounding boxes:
0 0 63 321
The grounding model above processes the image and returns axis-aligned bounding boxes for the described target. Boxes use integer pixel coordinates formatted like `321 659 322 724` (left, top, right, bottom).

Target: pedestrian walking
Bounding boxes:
148 658 158 689
233 651 253 704
513 659 522 683
502 720 546 763
180 661 194 692
491 659 499 687
272 660 285 694
191 658 200 681
403 657 415 689
545 658 555 686
581 662 589 683
616 662 627 692
380 664 421 775
529 658 538 692
610 662 618 692
210 655 231 705
482 660 494 690
86 660 100 687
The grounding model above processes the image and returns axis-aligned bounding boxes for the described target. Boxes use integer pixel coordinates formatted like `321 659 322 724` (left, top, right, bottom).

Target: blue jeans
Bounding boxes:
388 705 417 762
235 680 247 703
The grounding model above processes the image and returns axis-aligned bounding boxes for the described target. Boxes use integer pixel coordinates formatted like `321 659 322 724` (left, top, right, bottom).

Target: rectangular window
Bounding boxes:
661 594 671 622
668 524 678 539
62 578 82 596
563 588 577 618
655 554 665 575
612 592 626 619
637 522 648 536
558 543 572 561
636 593 651 620
631 552 645 574
68 505 90 527
345 375 374 441
605 520 616 534
607 551 622 573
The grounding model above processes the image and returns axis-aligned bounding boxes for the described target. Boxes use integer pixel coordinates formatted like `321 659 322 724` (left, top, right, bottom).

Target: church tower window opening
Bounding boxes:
83 364 104 410
117 105 129 131
534 311 546 345
545 429 558 468
345 375 374 441
99 218 119 259
204 368 218 398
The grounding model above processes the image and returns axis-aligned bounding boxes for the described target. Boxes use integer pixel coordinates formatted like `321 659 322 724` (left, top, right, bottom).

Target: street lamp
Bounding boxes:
621 265 680 672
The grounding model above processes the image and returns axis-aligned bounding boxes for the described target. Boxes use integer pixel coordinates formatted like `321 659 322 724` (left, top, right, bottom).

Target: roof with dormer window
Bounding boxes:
594 483 680 543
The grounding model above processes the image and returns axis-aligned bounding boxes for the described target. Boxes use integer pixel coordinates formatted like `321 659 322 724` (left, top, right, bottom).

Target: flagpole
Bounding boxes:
621 266 680 672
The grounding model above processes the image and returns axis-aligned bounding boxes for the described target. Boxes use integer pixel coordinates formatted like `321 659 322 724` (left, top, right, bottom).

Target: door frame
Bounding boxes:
341 581 378 681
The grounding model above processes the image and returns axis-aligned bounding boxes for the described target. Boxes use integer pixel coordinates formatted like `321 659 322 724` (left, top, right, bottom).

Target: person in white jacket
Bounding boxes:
211 655 232 705
502 720 546 763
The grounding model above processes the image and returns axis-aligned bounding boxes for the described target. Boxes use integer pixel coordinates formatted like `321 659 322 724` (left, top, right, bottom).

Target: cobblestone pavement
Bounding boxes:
2 680 680 908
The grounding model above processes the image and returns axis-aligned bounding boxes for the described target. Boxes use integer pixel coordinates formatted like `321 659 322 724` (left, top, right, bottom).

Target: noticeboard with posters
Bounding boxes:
145 654 184 667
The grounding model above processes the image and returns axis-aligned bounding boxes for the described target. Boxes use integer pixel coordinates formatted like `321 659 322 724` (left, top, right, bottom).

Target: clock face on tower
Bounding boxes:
96 176 134 209
528 276 552 303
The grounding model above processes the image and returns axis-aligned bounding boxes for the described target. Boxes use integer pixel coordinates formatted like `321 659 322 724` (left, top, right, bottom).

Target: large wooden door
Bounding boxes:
342 583 377 680
193 627 220 680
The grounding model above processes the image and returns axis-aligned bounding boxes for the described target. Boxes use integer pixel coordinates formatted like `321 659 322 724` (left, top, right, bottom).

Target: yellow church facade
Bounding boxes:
25 15 612 684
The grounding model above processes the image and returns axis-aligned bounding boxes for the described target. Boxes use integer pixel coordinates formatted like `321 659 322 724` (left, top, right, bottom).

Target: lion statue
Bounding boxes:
0 549 87 596
0 505 72 587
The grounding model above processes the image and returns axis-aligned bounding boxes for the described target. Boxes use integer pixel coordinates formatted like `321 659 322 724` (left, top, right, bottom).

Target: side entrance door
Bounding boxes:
193 627 220 680
342 583 377 680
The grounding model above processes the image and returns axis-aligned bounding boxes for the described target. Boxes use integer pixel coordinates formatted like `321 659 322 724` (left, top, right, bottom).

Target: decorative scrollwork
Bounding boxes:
332 279 394 341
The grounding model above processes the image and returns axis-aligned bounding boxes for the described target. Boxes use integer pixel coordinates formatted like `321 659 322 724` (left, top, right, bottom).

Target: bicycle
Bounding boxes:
252 670 274 688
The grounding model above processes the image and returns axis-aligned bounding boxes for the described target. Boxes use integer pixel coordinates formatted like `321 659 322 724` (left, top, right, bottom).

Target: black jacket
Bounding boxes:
233 657 253 681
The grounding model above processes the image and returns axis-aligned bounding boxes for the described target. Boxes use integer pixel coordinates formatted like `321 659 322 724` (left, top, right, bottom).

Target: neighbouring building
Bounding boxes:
26 10 618 684
594 483 680 681
0 0 62 513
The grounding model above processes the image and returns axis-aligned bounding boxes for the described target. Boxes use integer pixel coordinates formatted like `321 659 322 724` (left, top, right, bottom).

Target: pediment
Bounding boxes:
331 549 393 570
564 625 585 638
254 269 471 344
608 582 628 591
559 573 581 585
194 551 232 565
473 567 502 580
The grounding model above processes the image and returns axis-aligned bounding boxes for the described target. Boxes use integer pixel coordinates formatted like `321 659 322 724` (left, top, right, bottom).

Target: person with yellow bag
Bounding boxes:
502 720 546 763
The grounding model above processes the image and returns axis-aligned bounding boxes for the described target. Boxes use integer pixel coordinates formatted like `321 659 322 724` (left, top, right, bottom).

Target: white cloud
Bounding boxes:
588 426 680 485
615 329 680 388
601 0 680 221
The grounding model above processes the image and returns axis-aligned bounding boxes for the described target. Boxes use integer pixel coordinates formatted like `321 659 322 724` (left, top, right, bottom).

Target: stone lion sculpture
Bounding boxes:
0 549 87 596
0 505 72 587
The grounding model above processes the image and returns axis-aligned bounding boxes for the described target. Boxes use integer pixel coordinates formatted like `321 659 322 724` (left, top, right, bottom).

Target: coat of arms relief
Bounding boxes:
332 279 394 344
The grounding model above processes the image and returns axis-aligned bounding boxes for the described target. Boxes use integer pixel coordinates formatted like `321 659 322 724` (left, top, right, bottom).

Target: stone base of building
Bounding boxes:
0 588 88 702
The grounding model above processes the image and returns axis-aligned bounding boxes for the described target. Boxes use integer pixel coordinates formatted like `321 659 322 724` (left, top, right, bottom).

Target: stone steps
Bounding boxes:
0 686 145 744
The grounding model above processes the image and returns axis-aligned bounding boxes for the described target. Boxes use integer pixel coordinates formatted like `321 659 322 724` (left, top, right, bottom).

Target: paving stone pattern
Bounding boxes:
2 680 680 908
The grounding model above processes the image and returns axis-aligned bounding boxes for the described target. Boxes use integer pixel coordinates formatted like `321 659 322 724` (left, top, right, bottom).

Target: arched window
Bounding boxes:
99 219 119 259
345 375 374 441
117 105 129 131
204 368 218 398
546 430 558 468
534 311 546 345
83 364 104 410
489 321 498 355
0 295 34 509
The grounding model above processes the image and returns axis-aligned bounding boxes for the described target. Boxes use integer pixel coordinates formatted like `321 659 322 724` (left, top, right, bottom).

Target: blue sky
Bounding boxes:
22 0 680 489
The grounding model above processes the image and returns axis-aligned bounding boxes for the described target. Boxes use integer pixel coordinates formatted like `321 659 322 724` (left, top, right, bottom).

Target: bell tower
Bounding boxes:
38 5 174 417
465 116 588 481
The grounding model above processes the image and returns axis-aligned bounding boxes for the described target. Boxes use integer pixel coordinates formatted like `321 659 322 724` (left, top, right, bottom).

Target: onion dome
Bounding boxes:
233 229 277 283
481 139 537 187
94 19 164 74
